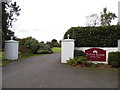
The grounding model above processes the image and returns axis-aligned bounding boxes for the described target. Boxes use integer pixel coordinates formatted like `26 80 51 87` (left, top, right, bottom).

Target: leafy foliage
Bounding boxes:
64 25 120 47
19 37 40 54
37 43 53 54
19 37 53 55
100 7 117 26
108 52 120 68
50 39 60 47
2 2 21 49
67 56 94 67
74 50 86 57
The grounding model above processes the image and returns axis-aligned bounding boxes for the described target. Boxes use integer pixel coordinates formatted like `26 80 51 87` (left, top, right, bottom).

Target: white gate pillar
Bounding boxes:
5 36 19 60
61 39 75 63
118 39 120 52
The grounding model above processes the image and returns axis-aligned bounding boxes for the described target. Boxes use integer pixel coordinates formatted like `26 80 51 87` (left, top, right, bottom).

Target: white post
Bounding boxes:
118 40 120 52
118 1 120 25
61 39 75 63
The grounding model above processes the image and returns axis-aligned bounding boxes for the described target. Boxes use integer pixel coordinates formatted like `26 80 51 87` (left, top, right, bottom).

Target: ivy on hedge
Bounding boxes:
64 25 120 47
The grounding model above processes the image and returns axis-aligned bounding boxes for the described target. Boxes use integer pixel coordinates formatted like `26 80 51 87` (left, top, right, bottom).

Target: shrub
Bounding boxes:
19 37 40 54
37 43 53 54
74 50 86 57
75 56 87 64
67 56 94 67
37 50 53 54
67 58 77 66
108 52 120 68
19 46 32 58
64 25 120 47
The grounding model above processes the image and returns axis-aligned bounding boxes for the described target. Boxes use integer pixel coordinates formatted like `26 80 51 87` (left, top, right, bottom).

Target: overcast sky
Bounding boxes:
12 0 119 42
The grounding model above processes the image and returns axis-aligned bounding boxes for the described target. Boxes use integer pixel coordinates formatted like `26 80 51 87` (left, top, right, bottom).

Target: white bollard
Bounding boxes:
118 39 120 52
61 39 75 63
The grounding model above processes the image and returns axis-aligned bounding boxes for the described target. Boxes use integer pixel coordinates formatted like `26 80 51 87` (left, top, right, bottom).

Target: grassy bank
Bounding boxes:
0 52 12 66
52 47 61 53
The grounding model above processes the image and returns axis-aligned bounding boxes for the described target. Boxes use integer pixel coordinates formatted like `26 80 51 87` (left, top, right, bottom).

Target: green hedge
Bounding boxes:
64 25 120 47
74 50 86 57
108 52 120 68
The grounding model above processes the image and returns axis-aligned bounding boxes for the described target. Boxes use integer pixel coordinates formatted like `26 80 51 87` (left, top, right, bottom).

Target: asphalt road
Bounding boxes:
2 53 118 88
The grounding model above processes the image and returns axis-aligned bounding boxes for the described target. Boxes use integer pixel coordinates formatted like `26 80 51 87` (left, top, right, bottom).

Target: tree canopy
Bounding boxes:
100 7 117 26
85 7 117 27
2 1 21 48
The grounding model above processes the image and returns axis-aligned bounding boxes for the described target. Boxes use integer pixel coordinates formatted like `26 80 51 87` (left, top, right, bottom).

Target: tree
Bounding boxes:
100 7 117 26
51 39 60 47
51 39 57 43
2 1 21 48
46 41 52 48
86 14 100 27
40 41 44 43
19 37 40 54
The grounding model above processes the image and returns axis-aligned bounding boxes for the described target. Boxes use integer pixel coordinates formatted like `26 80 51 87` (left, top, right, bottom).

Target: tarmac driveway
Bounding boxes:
2 53 118 88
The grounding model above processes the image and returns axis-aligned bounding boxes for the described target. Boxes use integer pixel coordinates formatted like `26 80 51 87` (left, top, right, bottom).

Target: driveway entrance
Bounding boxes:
3 53 118 88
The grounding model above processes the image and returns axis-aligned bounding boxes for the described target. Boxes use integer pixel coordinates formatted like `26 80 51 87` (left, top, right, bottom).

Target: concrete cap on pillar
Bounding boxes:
61 39 75 42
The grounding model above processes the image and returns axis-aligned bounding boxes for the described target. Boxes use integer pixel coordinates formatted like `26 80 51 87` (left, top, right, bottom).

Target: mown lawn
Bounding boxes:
52 47 61 53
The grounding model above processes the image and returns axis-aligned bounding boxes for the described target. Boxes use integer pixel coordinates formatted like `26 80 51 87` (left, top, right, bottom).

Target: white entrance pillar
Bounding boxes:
118 39 120 52
61 39 75 63
5 37 19 60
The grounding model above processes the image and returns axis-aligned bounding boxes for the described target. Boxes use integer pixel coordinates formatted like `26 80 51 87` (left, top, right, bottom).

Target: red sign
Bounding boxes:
85 48 106 61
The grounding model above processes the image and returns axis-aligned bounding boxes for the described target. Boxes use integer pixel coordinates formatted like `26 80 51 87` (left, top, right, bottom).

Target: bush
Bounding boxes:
108 52 120 68
37 50 53 54
37 43 53 54
64 25 120 47
74 50 86 57
19 46 32 58
67 56 94 67
67 58 78 66
19 37 40 54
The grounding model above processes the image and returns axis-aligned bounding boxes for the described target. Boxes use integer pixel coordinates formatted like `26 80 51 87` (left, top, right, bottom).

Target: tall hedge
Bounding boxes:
64 25 120 47
108 52 120 68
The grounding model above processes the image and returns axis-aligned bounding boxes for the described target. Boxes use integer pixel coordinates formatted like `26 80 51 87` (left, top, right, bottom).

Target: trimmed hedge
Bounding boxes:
74 50 86 57
108 52 120 68
64 25 120 47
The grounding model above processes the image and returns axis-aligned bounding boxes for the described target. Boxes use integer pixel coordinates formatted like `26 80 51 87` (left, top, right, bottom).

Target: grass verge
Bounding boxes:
0 52 12 66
